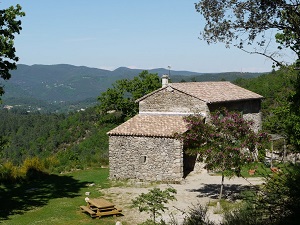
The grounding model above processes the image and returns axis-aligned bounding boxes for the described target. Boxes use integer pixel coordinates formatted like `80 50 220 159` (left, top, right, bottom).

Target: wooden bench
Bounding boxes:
80 205 97 217
97 208 123 218
115 206 122 212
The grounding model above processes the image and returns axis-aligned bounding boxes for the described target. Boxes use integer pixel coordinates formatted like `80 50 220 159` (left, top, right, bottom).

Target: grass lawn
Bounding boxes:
240 162 271 177
0 168 125 225
240 161 294 178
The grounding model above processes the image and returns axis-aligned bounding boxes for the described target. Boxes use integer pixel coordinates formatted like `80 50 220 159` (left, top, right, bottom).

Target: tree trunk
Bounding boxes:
283 138 287 163
271 141 274 168
219 173 225 200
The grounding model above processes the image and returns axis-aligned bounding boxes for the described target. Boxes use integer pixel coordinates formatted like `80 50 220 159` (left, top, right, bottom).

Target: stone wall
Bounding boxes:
138 89 262 132
243 112 262 133
109 135 184 182
139 87 209 115
208 100 262 132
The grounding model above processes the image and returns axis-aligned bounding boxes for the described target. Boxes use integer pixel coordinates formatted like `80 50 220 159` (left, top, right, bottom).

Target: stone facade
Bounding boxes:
139 87 209 116
208 99 262 132
109 136 183 181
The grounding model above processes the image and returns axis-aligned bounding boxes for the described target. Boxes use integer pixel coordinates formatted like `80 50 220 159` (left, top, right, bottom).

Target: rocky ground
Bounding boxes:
99 168 264 225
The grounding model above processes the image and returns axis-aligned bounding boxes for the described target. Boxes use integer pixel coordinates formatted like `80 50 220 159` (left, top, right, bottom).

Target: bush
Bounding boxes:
0 161 20 183
132 187 177 224
254 164 300 224
221 204 264 225
222 164 300 225
138 219 167 225
20 157 47 179
183 204 215 225
44 156 59 171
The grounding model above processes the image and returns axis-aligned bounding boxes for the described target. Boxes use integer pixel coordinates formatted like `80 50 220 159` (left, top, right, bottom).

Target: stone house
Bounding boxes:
107 76 263 182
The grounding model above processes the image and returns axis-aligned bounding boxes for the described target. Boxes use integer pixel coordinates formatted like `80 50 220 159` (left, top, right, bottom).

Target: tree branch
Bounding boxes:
239 48 285 67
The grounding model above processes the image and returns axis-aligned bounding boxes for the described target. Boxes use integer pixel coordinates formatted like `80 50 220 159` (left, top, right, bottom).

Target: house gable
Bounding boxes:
138 87 209 116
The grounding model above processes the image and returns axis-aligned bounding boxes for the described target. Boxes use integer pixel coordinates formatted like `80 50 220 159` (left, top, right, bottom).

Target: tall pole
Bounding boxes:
168 65 171 77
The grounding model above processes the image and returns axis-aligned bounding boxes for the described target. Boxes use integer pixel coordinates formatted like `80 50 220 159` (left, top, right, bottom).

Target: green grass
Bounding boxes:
240 162 271 177
240 161 295 178
208 199 243 214
0 168 125 225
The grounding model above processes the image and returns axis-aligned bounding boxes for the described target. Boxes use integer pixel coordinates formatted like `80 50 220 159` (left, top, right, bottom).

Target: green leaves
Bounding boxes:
251 164 300 224
131 187 177 223
177 109 269 200
0 4 25 97
98 70 161 122
196 0 300 66
179 109 269 176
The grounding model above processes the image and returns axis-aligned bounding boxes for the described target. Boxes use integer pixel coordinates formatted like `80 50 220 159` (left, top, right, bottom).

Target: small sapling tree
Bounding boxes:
177 109 269 200
131 187 177 224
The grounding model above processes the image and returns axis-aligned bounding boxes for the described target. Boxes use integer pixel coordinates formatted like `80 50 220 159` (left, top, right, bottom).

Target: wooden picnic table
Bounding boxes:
80 198 122 218
88 198 115 209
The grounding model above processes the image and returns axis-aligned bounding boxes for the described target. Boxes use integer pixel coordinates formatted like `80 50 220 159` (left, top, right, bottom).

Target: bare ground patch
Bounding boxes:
98 170 263 225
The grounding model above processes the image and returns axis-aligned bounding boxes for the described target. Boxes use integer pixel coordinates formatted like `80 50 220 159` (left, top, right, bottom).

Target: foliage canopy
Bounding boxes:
131 187 177 223
195 0 300 66
196 0 300 152
0 4 25 97
177 109 269 199
178 109 269 176
97 70 161 122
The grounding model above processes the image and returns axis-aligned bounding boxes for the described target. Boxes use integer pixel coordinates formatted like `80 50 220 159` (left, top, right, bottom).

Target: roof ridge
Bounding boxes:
136 81 263 104
107 114 187 137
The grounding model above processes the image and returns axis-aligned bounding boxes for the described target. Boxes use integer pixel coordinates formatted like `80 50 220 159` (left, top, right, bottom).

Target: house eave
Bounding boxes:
208 97 263 104
107 133 179 138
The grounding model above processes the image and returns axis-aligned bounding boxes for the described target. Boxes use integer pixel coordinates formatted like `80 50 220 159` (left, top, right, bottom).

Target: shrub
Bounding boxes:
132 187 177 224
138 219 167 225
183 204 215 225
0 161 20 183
20 157 47 179
44 156 59 171
221 204 264 225
222 164 300 225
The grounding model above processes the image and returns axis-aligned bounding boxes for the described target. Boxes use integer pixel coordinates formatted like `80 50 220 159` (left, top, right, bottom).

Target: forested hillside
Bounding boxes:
234 67 297 136
1 64 264 113
0 107 116 173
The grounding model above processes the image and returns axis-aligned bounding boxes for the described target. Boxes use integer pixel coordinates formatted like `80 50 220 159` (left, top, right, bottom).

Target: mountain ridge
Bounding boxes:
1 64 267 113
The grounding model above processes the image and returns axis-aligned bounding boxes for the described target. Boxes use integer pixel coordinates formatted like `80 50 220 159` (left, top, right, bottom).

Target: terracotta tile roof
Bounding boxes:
169 82 263 103
107 114 187 137
136 81 263 103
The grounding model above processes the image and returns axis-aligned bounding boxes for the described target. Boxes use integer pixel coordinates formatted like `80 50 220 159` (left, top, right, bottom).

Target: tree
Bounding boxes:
0 4 25 98
195 0 300 152
177 109 269 200
0 4 24 161
195 0 300 67
131 187 177 224
221 164 300 225
97 70 161 122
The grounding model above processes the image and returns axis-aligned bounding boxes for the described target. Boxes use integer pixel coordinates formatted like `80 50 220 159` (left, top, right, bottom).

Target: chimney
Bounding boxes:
162 74 169 87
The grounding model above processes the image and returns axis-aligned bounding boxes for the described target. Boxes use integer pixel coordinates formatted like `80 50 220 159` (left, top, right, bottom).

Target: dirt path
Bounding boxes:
99 169 263 225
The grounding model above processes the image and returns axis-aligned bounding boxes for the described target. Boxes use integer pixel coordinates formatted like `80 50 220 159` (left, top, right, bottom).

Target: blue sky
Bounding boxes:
1 1 283 73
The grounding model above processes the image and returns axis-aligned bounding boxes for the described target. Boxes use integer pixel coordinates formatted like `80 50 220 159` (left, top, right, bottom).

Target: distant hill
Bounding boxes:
1 64 267 113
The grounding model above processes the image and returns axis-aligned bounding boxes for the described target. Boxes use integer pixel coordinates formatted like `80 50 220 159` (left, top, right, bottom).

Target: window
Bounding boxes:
140 155 147 163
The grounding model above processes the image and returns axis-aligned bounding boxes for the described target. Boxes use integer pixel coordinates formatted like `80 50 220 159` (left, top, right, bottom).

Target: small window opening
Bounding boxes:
140 155 147 163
